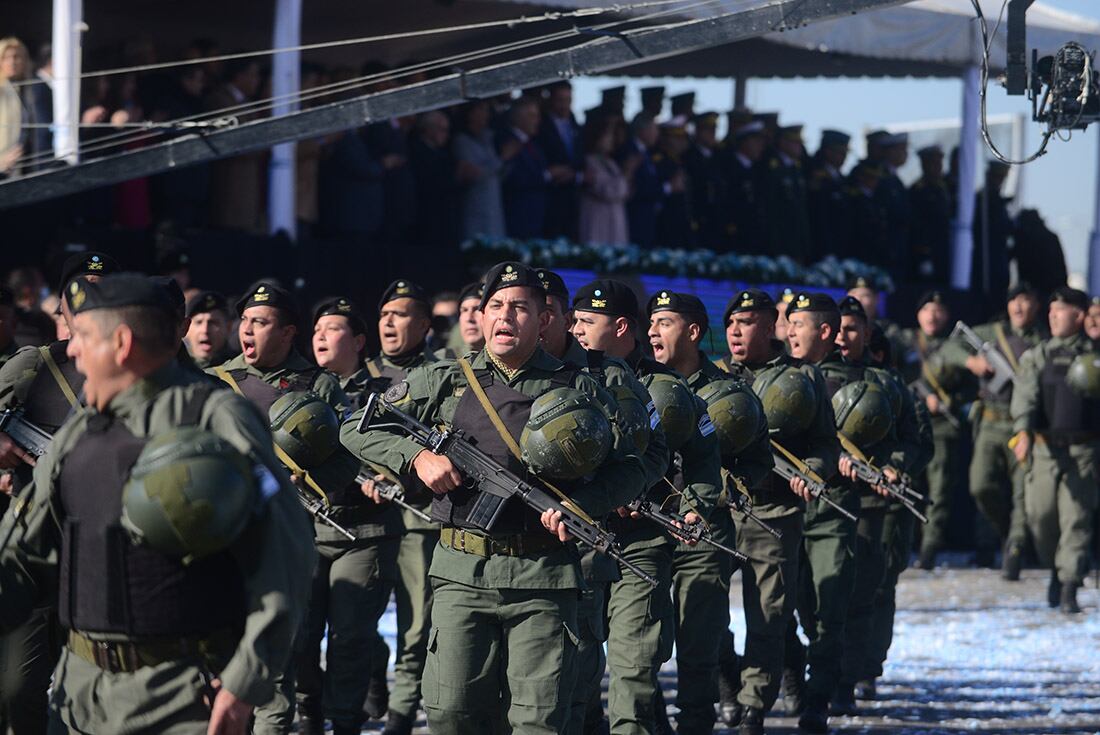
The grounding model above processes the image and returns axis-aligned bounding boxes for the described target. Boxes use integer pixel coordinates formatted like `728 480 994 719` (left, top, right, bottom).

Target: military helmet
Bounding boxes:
269 391 341 469
697 379 768 459
643 373 697 451
866 367 904 417
1067 352 1100 398
832 380 894 448
752 365 817 438
122 427 256 562
607 383 652 455
521 387 613 481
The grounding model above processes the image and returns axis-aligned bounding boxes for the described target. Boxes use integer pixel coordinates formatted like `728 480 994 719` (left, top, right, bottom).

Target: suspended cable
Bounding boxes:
8 0 729 171
10 0 693 88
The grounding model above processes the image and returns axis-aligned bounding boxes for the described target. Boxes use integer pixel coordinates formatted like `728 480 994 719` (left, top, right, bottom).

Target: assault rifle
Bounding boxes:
951 321 1016 395
770 439 857 522
836 433 928 524
0 409 53 459
355 471 432 523
293 484 356 540
912 380 961 430
725 473 783 540
627 496 748 562
356 392 658 587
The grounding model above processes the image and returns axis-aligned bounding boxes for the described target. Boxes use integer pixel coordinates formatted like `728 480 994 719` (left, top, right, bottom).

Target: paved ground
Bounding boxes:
359 565 1100 733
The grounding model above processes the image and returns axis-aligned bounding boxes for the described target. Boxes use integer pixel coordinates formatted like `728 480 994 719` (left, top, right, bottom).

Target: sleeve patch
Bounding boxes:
698 413 716 437
384 381 410 403
647 400 661 430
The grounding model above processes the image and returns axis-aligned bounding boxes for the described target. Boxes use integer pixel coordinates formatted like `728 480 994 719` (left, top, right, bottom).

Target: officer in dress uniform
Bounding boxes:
722 121 768 253
684 111 727 250
760 125 812 262
908 145 952 283
0 273 315 735
806 130 851 262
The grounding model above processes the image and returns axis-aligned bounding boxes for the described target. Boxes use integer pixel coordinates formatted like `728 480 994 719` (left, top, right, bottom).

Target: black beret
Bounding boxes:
0 285 12 308
723 288 776 323
156 249 190 274
786 291 838 318
535 268 569 302
314 296 366 333
648 290 708 334
185 290 228 318
1006 281 1038 301
151 276 186 315
777 287 795 305
458 282 485 304
378 278 428 312
1049 286 1088 311
837 295 867 320
478 261 542 310
849 275 875 291
65 273 175 316
572 279 639 319
235 281 300 320
917 290 948 309
59 251 119 293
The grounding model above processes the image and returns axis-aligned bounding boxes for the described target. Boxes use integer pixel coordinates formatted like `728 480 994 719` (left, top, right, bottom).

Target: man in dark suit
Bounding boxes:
536 81 583 240
619 112 662 249
722 120 767 253
499 96 570 239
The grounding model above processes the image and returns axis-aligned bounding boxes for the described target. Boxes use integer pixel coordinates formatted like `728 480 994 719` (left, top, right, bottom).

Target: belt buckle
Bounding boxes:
95 641 122 672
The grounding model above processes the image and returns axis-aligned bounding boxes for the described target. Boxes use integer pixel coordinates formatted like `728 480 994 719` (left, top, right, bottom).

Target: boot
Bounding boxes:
381 711 414 735
738 706 764 735
1047 571 1063 609
1002 540 1023 581
332 725 362 735
1061 581 1081 614
718 649 741 725
830 683 857 716
297 702 325 735
654 687 673 735
797 694 830 734
781 667 807 716
854 678 877 701
917 547 936 570
365 671 389 720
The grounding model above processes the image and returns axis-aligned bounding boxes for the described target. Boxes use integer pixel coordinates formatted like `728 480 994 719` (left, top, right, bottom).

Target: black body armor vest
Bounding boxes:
56 389 247 637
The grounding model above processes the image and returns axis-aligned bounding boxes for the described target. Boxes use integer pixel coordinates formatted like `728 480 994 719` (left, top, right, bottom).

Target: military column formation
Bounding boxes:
5 256 1100 735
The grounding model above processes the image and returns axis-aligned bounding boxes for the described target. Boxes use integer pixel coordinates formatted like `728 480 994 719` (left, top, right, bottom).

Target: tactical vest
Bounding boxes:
433 366 572 533
365 357 410 394
22 341 84 434
57 387 247 637
980 324 1030 404
224 366 323 416
14 341 84 493
226 366 366 507
1039 343 1100 435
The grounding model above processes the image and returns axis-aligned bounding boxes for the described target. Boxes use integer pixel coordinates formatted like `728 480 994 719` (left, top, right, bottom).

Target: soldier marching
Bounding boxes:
0 243 1098 735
